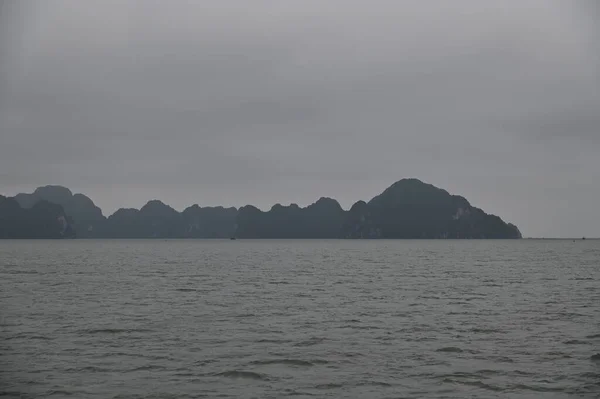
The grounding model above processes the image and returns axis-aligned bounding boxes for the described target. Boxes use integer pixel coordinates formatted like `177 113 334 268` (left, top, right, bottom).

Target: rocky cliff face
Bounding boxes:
0 195 75 238
182 205 237 238
4 179 522 239
101 201 239 238
101 200 183 238
235 197 346 238
342 201 381 239
235 179 522 239
14 186 104 237
357 179 522 239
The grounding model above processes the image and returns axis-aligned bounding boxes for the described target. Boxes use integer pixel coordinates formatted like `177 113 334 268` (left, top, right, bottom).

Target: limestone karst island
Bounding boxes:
0 179 521 239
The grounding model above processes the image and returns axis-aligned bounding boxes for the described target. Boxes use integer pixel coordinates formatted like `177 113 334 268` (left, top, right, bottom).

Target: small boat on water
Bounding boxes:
230 237 236 240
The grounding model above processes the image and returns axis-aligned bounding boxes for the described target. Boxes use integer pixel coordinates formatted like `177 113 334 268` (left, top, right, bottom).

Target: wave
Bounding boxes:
65 366 111 373
282 389 315 396
563 339 588 345
542 351 572 359
436 347 464 353
355 380 392 387
235 313 256 318
314 383 344 389
510 383 566 392
491 356 515 363
340 324 383 330
512 370 535 376
5 333 52 341
293 337 326 347
470 328 502 334
215 370 271 380
2 270 39 275
586 334 600 339
0 391 27 398
44 389 78 396
112 394 200 399
440 369 502 380
127 364 166 372
255 338 293 344
473 369 501 377
443 379 503 392
78 328 154 335
250 358 327 367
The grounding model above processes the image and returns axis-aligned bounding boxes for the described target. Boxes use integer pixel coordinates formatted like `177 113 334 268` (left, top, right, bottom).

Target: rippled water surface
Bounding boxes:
1 239 599 398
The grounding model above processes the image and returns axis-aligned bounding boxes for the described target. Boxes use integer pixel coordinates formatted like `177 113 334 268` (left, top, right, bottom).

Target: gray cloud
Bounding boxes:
1 0 599 237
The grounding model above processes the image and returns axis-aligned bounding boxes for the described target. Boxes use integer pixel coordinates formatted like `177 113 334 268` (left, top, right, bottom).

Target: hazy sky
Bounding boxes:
1 1 598 237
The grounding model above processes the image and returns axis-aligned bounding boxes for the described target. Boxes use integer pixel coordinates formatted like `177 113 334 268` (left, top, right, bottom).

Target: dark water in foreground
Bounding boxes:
1 239 599 398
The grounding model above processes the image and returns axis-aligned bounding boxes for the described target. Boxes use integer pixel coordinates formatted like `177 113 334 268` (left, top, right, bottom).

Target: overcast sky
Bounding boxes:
0 1 598 237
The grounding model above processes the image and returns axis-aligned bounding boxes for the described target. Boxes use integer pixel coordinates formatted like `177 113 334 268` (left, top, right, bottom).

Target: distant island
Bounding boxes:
0 179 522 239
0 195 75 239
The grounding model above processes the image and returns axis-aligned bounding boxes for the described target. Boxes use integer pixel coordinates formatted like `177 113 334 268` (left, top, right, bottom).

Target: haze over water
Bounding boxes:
1 239 599 398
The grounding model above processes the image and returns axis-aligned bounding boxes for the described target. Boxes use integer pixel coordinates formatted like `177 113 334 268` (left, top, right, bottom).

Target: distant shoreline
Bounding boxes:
0 179 533 240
